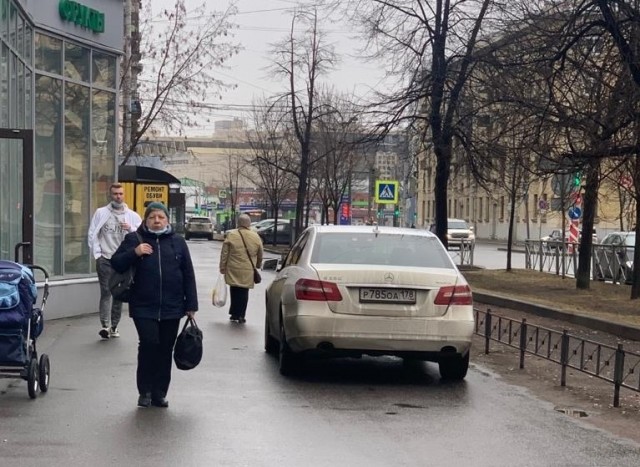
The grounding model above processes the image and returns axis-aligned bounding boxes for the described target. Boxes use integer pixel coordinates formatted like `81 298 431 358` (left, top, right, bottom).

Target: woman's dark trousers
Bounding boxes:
229 286 249 320
133 318 181 398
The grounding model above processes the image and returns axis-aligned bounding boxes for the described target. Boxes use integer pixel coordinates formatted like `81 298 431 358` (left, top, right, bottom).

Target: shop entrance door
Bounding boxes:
0 129 34 264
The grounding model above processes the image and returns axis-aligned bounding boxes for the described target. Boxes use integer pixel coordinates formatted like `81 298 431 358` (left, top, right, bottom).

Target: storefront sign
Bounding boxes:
59 0 105 33
137 184 169 208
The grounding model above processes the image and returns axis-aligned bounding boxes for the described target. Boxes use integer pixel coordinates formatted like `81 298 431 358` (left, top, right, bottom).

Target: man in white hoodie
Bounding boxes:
88 183 142 339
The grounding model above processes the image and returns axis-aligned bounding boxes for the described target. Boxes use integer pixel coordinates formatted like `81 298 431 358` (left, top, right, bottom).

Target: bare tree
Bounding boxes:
268 7 338 237
312 91 362 225
343 0 496 248
503 0 640 293
121 0 239 165
246 100 299 245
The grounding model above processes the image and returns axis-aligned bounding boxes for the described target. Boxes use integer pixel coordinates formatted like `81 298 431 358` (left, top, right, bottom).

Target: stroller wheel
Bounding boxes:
27 358 39 399
39 354 50 393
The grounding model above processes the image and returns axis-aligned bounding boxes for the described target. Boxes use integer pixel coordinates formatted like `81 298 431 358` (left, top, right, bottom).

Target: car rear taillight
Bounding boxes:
434 285 472 305
295 279 343 301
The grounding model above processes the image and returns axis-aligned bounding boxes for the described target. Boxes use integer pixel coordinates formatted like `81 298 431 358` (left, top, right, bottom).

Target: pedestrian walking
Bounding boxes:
220 213 263 323
87 183 142 340
111 202 198 408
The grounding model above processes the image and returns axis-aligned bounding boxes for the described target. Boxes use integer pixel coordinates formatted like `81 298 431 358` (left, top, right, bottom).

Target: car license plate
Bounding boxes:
359 288 416 304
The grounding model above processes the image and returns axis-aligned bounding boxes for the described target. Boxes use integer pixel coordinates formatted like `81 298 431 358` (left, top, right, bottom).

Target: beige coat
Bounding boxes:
220 227 264 288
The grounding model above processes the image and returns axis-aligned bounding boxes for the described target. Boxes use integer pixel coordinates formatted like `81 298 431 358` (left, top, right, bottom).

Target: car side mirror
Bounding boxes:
469 226 474 231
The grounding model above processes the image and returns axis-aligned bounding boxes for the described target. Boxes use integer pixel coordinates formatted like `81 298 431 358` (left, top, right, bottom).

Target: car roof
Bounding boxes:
306 225 439 238
604 231 635 237
188 216 211 221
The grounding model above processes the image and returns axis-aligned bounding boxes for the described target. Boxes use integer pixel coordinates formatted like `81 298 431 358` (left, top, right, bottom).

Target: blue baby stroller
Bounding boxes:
0 260 50 398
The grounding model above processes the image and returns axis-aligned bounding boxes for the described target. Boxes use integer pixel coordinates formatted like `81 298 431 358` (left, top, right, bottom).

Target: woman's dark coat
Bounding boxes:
111 226 198 320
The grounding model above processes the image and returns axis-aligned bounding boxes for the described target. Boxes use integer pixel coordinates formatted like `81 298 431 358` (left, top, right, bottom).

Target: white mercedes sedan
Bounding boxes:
263 225 474 380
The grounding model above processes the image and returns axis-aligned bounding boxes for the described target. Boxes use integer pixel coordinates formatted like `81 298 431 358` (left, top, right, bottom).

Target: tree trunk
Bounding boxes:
433 141 451 249
576 160 599 290
631 161 640 299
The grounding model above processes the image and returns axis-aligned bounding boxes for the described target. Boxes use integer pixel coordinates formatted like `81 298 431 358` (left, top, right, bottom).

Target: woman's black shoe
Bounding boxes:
138 393 152 408
239 318 246 323
151 397 169 408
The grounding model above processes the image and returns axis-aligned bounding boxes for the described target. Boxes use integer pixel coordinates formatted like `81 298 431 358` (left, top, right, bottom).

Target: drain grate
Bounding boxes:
555 406 588 418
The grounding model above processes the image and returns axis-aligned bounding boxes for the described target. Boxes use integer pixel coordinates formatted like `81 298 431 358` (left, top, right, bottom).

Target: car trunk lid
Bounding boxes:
311 264 468 317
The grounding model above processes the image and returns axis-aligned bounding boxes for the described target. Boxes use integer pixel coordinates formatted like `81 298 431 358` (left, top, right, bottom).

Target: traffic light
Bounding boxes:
394 205 400 217
572 172 581 189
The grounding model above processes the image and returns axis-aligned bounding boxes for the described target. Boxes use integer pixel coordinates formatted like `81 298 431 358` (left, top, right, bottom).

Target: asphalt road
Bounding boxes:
1 240 639 466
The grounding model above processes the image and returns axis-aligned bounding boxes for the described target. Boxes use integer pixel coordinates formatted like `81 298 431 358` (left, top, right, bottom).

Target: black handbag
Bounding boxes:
109 268 135 302
108 232 142 302
174 317 203 371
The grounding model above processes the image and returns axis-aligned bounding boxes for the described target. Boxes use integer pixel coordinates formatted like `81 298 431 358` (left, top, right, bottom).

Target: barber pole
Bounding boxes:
568 220 580 253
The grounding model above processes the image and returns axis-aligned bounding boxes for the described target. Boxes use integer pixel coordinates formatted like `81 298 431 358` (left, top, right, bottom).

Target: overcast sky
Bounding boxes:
148 0 387 135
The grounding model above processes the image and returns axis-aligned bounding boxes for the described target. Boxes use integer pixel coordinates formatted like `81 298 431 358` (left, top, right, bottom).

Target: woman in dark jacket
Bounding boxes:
111 202 198 408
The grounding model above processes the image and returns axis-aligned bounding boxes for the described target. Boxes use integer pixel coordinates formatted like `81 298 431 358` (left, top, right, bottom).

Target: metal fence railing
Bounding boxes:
474 307 640 407
448 239 475 266
524 240 634 284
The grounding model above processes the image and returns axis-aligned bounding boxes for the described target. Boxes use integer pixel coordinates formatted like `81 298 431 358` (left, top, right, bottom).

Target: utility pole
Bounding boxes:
122 0 132 164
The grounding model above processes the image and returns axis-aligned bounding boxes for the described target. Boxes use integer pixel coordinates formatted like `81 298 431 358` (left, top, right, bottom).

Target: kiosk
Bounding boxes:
118 166 185 232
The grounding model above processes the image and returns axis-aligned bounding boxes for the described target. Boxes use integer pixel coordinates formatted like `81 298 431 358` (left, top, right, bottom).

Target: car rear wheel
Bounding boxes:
438 352 469 381
278 318 299 376
264 312 278 355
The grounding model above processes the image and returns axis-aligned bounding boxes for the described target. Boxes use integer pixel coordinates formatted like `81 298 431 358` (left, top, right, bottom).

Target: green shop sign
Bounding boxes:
58 0 105 33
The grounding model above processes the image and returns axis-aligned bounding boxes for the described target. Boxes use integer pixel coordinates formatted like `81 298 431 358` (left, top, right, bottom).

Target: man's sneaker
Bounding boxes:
109 327 120 338
99 328 110 339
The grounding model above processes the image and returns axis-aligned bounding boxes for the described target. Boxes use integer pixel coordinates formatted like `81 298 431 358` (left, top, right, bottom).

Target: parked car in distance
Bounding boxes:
594 231 635 283
184 216 214 241
258 221 292 245
541 228 598 250
263 225 475 380
251 218 276 231
430 218 475 249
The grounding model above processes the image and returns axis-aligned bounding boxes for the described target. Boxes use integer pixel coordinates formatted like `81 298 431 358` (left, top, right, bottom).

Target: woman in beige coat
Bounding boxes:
220 214 264 323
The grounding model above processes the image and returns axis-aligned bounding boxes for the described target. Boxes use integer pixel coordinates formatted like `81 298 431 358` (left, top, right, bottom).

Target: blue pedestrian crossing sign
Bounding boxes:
375 180 399 204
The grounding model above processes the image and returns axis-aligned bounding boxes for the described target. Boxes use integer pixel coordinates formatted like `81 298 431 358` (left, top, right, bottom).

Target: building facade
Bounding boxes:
1 0 123 317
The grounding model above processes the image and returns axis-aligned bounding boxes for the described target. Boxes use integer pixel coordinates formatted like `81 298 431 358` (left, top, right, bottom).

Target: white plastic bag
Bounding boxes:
212 274 227 308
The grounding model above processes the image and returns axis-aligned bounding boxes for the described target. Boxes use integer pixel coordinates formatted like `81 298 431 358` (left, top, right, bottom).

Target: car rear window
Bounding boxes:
189 218 212 224
311 233 455 269
624 234 636 246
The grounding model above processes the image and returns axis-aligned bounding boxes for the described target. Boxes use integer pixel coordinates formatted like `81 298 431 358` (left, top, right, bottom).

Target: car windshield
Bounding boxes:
311 232 455 269
448 221 469 229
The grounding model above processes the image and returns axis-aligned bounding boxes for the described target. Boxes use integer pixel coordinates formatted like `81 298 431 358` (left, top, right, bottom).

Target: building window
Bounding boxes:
35 33 62 75
500 196 505 221
33 32 117 277
478 197 483 221
35 75 63 276
91 51 116 88
485 198 490 222
64 42 90 83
